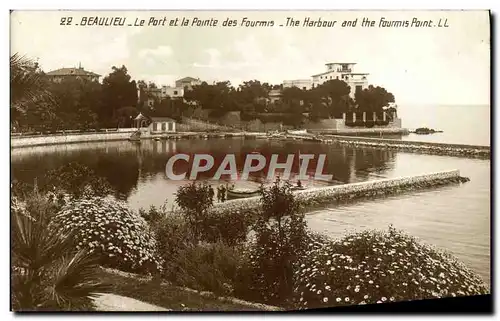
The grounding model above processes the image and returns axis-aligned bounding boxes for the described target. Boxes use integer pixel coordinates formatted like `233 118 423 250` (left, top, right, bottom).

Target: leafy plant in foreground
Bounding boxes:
11 189 108 311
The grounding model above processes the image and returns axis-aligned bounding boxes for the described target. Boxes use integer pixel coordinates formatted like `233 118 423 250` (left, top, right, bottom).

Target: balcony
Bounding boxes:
336 68 352 72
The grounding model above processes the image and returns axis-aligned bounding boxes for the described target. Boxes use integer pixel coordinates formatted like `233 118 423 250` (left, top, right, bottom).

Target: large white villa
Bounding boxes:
283 62 370 99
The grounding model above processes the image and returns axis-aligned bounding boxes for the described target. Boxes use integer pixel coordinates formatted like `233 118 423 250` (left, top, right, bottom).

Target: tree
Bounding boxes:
281 87 306 113
310 79 352 119
47 78 102 130
114 106 139 129
236 80 269 112
101 66 138 127
355 85 395 113
10 54 53 131
10 54 50 113
136 80 149 110
184 81 236 115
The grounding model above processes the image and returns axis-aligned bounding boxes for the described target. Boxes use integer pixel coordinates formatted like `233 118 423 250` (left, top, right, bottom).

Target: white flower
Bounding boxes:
336 298 341 302
364 295 369 299
323 297 328 303
345 297 350 302
381 297 387 302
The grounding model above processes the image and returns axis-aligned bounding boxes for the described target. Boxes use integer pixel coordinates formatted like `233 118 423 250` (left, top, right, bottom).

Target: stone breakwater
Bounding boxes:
212 170 469 215
11 131 132 148
321 135 490 159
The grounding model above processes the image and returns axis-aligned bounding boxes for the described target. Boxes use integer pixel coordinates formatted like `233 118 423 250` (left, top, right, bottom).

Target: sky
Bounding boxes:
10 10 490 105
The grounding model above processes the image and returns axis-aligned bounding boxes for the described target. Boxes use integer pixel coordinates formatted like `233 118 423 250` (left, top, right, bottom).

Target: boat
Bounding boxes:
226 188 260 199
287 129 308 135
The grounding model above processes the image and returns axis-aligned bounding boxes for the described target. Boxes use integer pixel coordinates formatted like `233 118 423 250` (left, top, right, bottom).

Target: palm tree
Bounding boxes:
11 187 109 311
10 53 49 113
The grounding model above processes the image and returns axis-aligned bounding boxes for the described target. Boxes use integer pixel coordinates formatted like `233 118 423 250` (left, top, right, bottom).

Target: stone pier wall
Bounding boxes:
213 170 465 214
323 135 490 159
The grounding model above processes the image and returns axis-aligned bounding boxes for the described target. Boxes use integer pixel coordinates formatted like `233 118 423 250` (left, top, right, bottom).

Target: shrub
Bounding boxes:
44 162 113 199
50 197 162 274
353 120 365 127
199 208 252 246
236 179 308 307
139 203 170 226
375 120 389 126
11 188 108 311
292 226 490 310
149 212 195 276
175 181 214 242
165 242 243 296
364 120 375 128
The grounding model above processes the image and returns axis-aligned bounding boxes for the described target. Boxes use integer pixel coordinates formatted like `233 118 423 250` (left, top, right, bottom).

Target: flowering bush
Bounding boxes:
51 197 162 274
292 226 489 309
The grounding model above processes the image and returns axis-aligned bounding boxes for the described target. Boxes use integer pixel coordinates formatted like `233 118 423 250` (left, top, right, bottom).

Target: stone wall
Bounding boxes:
323 135 490 158
213 170 464 214
304 116 407 135
11 131 132 148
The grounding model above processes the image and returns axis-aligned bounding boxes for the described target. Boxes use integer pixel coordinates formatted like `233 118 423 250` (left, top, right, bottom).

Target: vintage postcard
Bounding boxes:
10 10 491 312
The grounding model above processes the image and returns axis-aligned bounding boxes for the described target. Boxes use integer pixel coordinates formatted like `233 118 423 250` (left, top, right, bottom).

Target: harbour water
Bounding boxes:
11 136 491 285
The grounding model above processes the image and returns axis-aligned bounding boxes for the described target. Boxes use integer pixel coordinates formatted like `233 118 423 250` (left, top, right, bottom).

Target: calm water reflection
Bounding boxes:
10 138 490 284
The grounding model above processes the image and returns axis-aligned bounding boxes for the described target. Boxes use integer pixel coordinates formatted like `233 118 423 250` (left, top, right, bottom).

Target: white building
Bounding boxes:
282 62 369 99
149 117 176 133
311 63 369 98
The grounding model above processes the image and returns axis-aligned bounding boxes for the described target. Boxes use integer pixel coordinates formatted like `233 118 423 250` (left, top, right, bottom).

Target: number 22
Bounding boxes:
60 17 73 25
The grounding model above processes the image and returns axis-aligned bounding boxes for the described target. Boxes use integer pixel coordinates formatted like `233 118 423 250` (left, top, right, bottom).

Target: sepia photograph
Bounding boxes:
9 9 491 312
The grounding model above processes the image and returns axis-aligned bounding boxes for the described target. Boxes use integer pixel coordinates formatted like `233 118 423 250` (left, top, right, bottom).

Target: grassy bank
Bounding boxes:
96 269 267 311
